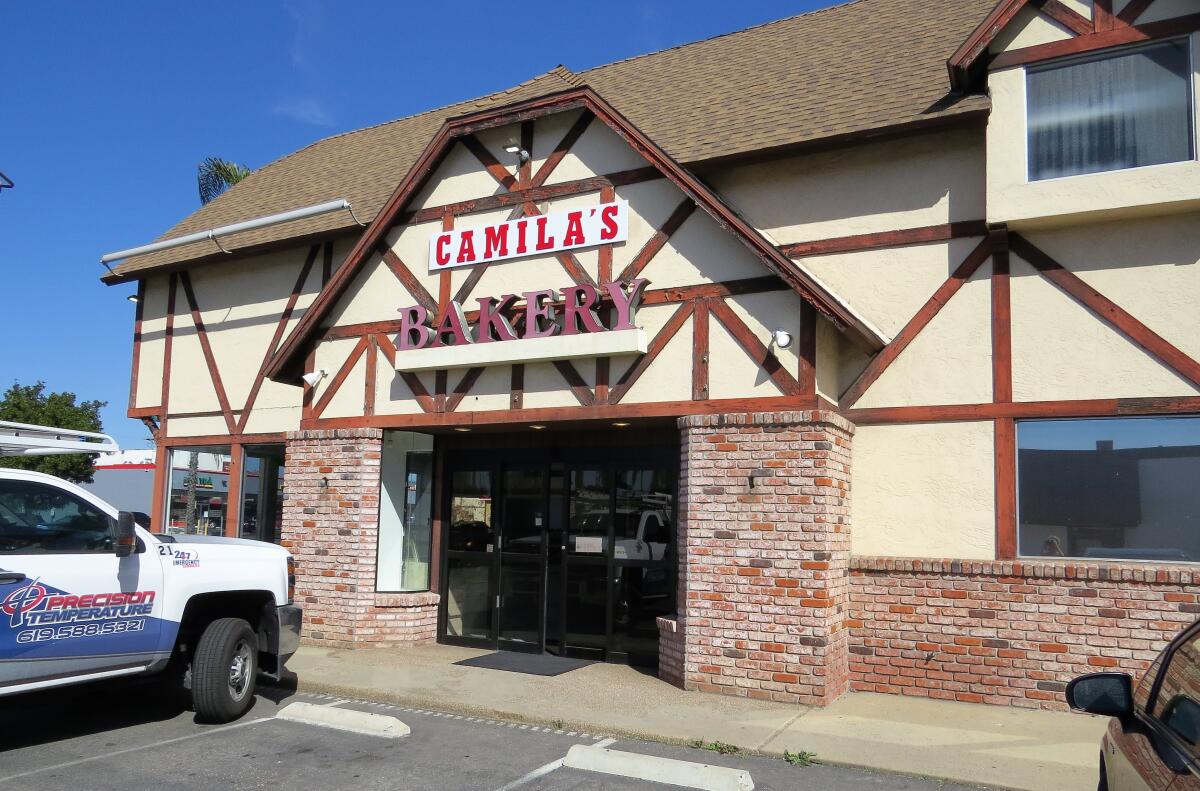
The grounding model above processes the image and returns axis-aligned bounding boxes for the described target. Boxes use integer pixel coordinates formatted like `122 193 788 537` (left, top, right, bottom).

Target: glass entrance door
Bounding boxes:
439 443 677 666
444 469 494 643
497 466 546 652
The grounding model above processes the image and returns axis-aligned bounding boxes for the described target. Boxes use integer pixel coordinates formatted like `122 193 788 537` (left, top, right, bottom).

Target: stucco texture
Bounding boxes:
852 421 996 559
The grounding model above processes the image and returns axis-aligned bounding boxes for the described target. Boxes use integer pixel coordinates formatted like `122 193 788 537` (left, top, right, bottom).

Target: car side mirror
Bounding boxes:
1066 672 1134 718
115 511 137 558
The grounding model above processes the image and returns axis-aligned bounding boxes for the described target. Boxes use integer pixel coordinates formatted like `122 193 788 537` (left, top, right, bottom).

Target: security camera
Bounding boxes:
504 145 531 163
301 369 327 388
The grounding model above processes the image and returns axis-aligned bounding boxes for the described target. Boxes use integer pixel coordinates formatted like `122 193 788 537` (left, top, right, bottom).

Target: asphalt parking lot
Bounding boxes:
0 680 984 790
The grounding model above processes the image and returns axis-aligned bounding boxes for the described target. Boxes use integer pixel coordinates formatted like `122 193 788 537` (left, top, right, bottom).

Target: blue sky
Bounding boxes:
0 1 829 450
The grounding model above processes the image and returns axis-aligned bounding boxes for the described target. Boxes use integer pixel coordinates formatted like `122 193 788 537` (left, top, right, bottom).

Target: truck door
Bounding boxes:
0 476 165 690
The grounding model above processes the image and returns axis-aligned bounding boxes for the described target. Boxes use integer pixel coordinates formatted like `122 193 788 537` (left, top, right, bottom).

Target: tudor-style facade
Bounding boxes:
107 0 1200 709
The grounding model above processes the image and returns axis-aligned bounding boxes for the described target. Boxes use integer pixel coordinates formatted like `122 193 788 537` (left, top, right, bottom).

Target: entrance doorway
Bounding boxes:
439 430 677 667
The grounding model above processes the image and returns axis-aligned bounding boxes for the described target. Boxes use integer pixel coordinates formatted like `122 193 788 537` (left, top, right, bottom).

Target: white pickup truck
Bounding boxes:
0 421 301 721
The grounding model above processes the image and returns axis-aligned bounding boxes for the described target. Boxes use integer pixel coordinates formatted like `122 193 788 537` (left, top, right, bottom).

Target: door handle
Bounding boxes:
0 571 27 585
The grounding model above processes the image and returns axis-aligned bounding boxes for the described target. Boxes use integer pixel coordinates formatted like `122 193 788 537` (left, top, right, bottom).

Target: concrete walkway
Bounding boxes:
283 644 1108 791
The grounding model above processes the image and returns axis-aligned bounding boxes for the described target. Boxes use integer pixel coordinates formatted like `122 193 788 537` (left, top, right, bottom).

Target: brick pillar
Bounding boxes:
282 428 439 648
659 411 854 706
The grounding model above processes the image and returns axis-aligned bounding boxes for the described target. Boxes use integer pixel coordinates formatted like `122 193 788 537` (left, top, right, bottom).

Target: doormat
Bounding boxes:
454 651 595 676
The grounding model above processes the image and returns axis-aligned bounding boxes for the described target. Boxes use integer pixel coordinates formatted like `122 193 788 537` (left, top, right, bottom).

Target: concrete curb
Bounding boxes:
276 701 410 738
564 744 755 791
264 680 1017 790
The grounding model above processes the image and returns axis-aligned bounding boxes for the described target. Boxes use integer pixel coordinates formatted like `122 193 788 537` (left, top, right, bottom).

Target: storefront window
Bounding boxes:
377 431 435 592
164 446 232 535
1017 416 1200 562
241 445 285 544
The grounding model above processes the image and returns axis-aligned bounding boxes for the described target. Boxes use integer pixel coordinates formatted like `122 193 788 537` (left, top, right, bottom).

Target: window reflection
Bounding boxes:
1018 416 1200 562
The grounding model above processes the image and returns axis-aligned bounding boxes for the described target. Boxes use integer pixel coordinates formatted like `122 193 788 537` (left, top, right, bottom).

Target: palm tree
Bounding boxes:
197 157 251 205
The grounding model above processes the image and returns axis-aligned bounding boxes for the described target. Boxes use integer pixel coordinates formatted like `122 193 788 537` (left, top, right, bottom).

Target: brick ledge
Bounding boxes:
374 591 440 608
851 555 1200 584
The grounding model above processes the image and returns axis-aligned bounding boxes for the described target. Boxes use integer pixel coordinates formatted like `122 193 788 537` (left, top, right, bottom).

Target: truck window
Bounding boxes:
0 480 114 554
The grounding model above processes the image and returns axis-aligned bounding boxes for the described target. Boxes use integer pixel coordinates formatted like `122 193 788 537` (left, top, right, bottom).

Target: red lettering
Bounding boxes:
92 593 108 607
456 230 476 264
475 295 519 343
397 305 433 351
435 234 452 266
562 211 585 246
47 596 66 610
604 279 649 331
534 217 554 251
78 594 94 608
599 203 620 241
515 219 528 254
483 225 509 259
109 592 127 605
521 289 559 339
559 284 605 335
142 591 155 605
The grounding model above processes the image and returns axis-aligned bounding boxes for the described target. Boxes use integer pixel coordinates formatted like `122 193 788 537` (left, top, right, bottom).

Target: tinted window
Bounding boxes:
1018 417 1200 562
1027 40 1193 180
0 480 113 554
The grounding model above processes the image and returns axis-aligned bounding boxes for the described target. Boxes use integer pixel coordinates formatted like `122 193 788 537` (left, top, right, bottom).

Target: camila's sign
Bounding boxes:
428 200 628 272
397 279 648 352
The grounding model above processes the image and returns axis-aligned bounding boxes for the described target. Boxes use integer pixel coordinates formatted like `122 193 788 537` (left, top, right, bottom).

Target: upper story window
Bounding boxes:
1027 39 1194 181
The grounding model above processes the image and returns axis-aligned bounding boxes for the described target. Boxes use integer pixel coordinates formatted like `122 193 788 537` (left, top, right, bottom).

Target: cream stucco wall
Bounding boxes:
989 6 1073 54
145 239 349 436
852 421 996 559
706 128 985 245
987 36 1200 228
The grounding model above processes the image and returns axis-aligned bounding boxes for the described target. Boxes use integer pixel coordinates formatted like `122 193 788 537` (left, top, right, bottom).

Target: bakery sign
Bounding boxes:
393 279 649 373
428 200 628 272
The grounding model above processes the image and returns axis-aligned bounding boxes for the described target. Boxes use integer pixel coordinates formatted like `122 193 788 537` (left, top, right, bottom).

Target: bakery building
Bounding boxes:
103 0 1200 708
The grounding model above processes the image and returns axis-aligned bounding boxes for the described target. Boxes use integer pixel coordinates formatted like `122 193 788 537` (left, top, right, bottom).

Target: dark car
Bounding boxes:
1067 619 1200 789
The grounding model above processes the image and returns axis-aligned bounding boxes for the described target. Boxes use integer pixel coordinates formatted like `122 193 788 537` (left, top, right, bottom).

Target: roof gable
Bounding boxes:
266 86 885 384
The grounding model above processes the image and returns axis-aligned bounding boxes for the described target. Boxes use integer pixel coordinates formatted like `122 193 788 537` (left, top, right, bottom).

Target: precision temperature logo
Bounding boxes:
2 580 48 628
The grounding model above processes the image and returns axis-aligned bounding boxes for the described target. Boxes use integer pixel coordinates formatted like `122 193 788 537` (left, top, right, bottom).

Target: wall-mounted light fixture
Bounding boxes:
504 144 531 164
126 294 140 304
770 329 793 349
301 369 327 388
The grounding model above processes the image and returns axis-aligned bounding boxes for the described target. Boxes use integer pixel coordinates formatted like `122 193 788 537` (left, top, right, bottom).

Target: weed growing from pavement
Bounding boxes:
784 750 819 767
552 719 564 730
689 740 741 755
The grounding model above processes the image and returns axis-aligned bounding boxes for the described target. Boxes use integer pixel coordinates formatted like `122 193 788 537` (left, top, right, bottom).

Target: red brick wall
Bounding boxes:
282 428 439 648
666 411 854 706
848 558 1200 709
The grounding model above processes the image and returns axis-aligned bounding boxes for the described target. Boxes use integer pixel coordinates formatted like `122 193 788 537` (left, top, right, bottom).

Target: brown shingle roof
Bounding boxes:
103 0 995 282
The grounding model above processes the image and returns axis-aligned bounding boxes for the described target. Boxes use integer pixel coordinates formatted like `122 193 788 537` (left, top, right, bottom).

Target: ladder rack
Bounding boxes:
0 420 121 458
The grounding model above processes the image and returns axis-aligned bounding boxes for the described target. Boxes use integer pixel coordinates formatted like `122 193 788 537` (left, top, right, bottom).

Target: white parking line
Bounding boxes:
0 716 270 783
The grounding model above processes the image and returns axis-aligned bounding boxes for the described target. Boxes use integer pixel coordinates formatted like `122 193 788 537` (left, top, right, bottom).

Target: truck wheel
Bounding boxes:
191 618 258 722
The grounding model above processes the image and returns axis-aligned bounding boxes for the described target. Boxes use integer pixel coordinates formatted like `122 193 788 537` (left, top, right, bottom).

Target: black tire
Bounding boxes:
191 617 258 723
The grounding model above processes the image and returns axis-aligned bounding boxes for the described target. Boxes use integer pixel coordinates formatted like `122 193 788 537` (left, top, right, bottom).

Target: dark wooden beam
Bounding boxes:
159 274 177 435
845 395 1200 425
380 245 439 315
552 360 596 407
1035 0 1095 35
798 301 817 397
840 237 992 408
460 135 517 190
989 13 1200 70
311 335 369 419
127 278 146 416
618 199 696 282
179 272 237 434
445 367 485 412
778 221 988 259
994 418 1017 559
528 110 593 189
708 298 802 396
609 302 695 404
1117 0 1155 25
991 231 1012 405
1011 234 1200 389
692 299 709 401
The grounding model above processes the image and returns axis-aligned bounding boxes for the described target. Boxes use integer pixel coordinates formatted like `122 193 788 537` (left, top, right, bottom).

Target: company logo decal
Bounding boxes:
1 579 155 644
158 544 200 568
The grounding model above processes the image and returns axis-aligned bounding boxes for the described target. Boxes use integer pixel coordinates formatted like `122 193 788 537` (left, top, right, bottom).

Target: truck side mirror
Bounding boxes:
115 511 137 558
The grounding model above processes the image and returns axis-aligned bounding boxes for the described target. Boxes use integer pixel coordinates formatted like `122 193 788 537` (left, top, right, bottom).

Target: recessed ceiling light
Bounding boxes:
529 424 546 430
453 427 471 432
612 421 630 427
